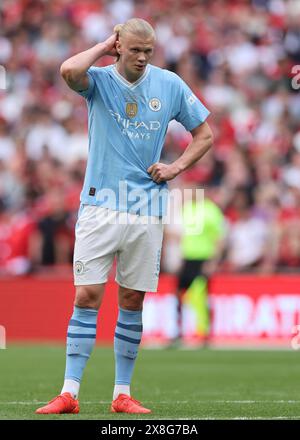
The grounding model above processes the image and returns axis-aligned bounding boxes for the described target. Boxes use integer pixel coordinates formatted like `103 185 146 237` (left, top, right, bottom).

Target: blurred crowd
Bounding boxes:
1 0 300 276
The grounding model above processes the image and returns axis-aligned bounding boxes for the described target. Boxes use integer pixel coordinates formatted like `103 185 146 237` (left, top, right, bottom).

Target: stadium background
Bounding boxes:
1 0 300 349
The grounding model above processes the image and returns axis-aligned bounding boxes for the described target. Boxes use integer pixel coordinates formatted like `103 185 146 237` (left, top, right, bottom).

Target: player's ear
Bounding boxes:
115 39 122 55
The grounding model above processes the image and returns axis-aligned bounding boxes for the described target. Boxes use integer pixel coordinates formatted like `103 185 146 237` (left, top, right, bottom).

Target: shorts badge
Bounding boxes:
75 261 84 275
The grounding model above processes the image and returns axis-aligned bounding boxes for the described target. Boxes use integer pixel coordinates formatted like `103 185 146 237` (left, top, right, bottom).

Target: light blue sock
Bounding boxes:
64 306 98 383
114 308 143 387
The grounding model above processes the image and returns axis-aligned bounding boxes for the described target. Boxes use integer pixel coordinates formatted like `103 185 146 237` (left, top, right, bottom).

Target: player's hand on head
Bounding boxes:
147 162 180 184
103 33 118 57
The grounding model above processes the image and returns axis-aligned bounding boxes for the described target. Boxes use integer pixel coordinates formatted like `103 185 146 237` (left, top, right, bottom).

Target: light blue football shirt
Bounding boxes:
77 63 210 216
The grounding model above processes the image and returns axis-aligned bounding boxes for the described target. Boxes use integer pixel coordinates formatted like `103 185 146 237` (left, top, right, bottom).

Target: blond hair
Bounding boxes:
114 18 155 42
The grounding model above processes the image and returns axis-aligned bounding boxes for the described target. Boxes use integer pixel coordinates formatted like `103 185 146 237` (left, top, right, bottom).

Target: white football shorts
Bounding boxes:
73 204 164 292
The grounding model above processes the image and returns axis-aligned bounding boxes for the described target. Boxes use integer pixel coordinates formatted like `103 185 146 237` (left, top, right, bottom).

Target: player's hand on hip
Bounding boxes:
147 162 180 183
103 34 118 57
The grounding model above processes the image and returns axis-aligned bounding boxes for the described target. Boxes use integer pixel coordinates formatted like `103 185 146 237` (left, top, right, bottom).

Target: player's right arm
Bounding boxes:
60 34 118 92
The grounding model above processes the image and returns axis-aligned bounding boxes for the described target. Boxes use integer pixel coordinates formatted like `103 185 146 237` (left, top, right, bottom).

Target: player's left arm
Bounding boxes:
147 121 213 184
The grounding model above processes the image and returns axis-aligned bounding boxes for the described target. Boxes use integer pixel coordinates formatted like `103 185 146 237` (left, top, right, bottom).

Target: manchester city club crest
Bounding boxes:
126 102 138 118
74 260 84 275
149 98 161 111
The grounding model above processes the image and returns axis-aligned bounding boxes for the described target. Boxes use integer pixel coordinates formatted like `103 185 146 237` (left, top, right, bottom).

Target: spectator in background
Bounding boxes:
33 188 74 266
0 197 37 275
224 187 272 272
0 118 15 164
27 187 75 266
274 183 300 271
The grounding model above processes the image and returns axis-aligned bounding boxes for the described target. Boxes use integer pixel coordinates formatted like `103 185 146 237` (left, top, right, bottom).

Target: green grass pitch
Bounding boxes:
1 344 300 420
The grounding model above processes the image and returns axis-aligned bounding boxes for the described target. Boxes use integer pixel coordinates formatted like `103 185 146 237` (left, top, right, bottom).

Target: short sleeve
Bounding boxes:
172 75 210 131
76 67 97 99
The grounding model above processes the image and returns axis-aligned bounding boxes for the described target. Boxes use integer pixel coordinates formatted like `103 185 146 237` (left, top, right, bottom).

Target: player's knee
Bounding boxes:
119 288 145 310
74 285 104 309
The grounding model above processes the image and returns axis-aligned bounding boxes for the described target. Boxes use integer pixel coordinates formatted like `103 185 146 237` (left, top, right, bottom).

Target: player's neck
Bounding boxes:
115 62 144 84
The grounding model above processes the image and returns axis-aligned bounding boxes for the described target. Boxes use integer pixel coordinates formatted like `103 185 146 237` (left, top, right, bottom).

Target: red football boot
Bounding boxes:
111 394 151 414
35 392 79 414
